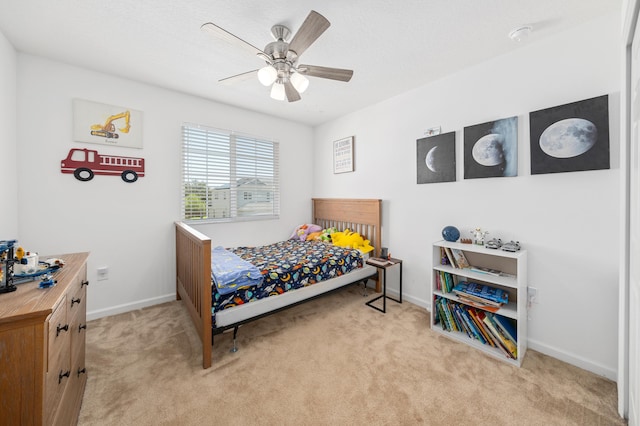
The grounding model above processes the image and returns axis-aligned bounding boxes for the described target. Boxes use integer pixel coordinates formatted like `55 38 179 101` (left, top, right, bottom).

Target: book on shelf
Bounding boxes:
449 248 470 269
452 286 502 308
436 271 456 293
469 266 503 276
440 246 451 267
465 307 491 346
453 281 509 305
437 298 452 331
478 311 515 359
443 247 458 268
493 314 518 343
452 305 472 338
485 313 517 358
455 294 501 312
367 257 393 266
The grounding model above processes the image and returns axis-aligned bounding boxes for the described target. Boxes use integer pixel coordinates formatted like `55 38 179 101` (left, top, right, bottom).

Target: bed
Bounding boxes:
175 198 383 368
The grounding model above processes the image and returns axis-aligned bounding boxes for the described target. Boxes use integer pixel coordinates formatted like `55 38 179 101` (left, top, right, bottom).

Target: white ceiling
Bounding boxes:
0 0 621 127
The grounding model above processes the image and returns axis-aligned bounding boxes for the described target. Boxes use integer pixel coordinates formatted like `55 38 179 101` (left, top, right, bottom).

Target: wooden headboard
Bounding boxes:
312 198 382 258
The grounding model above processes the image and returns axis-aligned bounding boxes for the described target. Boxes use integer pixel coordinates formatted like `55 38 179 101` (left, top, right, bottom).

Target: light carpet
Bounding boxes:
78 286 625 425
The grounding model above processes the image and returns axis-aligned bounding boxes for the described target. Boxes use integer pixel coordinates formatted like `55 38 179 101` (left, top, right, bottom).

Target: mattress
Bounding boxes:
211 239 372 327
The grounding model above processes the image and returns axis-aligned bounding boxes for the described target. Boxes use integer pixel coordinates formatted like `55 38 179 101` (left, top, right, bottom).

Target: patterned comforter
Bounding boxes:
211 239 364 324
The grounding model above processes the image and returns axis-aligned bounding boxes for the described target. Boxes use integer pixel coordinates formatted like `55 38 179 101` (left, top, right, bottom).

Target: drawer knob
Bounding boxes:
71 297 81 306
58 370 70 384
56 323 69 336
81 280 89 287
77 367 87 377
79 324 87 332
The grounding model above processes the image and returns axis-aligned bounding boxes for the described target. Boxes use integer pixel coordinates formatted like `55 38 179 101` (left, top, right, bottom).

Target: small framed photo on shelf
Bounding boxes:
333 136 354 174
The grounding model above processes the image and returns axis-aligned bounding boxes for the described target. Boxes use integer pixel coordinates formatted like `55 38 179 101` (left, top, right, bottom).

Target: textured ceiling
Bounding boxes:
0 0 621 126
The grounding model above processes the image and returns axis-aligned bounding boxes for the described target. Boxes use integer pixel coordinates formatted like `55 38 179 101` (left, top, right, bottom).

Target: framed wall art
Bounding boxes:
464 116 518 179
73 99 143 148
416 131 456 184
333 136 354 174
529 95 609 174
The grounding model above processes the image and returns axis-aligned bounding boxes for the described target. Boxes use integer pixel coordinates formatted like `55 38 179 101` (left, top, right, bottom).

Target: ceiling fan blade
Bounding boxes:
219 69 259 85
298 65 353 82
288 11 330 57
284 80 301 102
201 22 268 59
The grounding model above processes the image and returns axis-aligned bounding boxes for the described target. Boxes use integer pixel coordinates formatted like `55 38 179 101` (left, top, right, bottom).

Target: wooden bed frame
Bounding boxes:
175 198 382 369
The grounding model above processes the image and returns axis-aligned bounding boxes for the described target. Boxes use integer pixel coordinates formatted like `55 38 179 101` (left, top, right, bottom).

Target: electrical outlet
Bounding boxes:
97 267 109 281
527 286 538 304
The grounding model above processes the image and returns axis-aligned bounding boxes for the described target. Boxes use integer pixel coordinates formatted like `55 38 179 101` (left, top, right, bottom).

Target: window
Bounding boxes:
182 124 280 222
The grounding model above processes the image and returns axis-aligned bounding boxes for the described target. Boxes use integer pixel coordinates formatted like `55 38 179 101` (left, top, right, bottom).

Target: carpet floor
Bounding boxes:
78 286 625 425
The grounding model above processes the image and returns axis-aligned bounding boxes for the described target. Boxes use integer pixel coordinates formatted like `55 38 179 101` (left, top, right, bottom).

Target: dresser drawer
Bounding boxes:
46 299 71 425
68 284 86 324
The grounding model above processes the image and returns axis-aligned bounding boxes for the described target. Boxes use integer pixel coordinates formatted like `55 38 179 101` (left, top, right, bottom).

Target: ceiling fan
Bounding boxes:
201 10 353 102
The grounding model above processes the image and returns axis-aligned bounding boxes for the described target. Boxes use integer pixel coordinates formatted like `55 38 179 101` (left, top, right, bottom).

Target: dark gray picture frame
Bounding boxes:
417 131 456 184
529 95 609 175
464 116 518 179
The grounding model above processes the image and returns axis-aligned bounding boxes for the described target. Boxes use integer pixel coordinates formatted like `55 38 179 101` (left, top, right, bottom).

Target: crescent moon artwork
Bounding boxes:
426 146 438 172
530 95 609 174
417 132 455 184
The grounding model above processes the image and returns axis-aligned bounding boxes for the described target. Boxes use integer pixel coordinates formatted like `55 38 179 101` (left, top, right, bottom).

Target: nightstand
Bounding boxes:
365 258 402 313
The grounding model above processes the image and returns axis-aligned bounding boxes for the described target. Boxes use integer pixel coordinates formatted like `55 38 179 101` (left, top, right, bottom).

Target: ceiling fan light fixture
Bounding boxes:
270 81 286 100
290 72 309 94
258 66 278 86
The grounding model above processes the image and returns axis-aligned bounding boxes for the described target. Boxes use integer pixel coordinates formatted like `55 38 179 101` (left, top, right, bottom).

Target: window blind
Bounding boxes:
181 124 279 222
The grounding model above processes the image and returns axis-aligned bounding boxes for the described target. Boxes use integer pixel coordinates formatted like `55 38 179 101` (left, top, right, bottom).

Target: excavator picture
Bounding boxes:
90 110 131 139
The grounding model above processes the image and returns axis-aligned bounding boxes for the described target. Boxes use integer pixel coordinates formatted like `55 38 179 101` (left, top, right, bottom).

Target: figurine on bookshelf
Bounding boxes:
501 241 521 252
485 238 502 249
471 227 488 246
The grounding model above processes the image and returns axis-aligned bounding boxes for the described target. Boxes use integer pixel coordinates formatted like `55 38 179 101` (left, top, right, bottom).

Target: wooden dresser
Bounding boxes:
0 252 89 426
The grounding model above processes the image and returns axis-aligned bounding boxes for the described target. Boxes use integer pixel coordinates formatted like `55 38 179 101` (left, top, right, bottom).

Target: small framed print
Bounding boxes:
73 99 143 148
333 136 354 174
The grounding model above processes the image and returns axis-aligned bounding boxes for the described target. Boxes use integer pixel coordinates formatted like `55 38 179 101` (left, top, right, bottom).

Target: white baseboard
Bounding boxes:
527 338 617 381
86 294 176 321
423 301 616 381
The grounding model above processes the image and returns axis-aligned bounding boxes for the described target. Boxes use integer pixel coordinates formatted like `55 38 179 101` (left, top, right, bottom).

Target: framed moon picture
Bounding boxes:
529 95 609 174
464 116 518 179
417 131 455 184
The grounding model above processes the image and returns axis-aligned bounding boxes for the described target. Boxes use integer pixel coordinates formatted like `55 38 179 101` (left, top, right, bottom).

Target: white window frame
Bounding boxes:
181 123 280 223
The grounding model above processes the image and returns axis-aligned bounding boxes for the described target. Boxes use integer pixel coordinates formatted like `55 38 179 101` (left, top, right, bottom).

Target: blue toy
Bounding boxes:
442 226 460 242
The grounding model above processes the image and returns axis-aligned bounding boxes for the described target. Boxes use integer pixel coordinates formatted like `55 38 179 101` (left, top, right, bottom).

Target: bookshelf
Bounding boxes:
431 240 527 367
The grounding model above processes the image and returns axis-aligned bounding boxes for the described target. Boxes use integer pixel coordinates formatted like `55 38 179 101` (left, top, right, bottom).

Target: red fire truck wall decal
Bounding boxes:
61 148 145 183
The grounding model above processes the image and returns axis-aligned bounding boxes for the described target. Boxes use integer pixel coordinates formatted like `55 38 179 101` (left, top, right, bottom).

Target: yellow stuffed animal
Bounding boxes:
330 229 374 254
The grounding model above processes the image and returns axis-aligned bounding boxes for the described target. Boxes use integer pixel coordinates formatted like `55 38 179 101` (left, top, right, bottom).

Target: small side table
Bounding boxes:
365 258 403 313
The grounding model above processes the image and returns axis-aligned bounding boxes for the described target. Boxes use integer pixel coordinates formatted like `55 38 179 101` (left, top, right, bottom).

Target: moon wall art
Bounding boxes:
530 95 609 174
464 116 518 179
417 131 455 184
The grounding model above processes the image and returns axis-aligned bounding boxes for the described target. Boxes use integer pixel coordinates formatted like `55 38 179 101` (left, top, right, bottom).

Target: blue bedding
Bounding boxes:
211 246 264 295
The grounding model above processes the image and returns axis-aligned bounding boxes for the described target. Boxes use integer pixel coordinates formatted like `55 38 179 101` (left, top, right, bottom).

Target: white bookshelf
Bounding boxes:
431 240 528 367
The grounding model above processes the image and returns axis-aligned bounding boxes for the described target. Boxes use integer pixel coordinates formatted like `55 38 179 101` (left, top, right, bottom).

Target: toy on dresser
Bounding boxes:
1 241 66 292
0 239 18 293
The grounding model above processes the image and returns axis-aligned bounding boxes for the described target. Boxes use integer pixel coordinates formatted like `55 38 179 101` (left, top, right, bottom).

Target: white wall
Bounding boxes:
314 12 621 379
0 31 18 237
16 55 314 319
